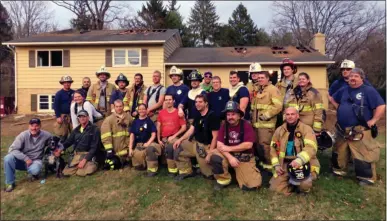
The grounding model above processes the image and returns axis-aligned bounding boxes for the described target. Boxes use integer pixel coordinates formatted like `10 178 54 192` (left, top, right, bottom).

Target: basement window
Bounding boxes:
37 50 63 67
113 49 141 66
38 94 55 112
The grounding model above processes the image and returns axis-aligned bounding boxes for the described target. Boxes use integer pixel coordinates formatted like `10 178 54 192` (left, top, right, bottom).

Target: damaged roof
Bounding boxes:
3 29 179 45
165 46 334 64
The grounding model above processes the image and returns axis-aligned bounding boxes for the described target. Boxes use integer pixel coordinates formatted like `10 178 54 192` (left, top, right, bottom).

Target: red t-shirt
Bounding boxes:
217 120 256 154
157 108 186 138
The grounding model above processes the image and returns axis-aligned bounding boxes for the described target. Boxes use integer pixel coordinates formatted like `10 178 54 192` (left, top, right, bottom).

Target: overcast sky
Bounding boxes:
51 1 275 30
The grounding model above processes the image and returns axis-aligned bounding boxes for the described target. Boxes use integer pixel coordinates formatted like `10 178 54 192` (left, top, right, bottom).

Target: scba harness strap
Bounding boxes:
224 120 251 162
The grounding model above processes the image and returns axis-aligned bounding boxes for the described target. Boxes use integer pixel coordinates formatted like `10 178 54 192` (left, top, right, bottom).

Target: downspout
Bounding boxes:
7 45 17 113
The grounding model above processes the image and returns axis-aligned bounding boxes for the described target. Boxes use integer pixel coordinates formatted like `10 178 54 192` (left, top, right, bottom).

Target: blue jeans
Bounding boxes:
4 153 42 185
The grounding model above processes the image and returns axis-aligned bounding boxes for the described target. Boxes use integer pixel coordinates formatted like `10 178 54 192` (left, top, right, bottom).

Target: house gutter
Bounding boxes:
3 40 165 46
7 44 17 113
165 61 335 65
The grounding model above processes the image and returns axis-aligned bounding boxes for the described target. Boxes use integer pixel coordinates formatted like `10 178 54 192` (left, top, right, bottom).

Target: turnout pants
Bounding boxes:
63 152 97 177
132 142 161 173
332 126 380 183
54 114 72 143
164 137 179 174
176 140 213 177
270 161 312 195
256 128 274 170
210 149 262 190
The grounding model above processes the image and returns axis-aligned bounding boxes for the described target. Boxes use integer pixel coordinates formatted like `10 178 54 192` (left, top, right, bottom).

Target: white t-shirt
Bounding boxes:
70 101 103 128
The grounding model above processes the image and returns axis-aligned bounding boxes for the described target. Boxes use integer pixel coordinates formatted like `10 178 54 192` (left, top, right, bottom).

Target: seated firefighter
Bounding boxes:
210 101 262 191
3 118 54 192
269 107 319 195
172 94 221 181
101 100 132 170
62 110 101 176
130 104 161 176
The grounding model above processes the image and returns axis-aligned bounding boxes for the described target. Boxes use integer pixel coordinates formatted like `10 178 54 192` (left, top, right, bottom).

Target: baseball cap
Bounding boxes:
77 110 89 117
29 118 41 125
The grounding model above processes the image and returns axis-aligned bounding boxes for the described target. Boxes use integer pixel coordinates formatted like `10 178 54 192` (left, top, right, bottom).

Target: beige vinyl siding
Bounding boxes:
165 65 329 109
16 44 165 114
163 34 182 61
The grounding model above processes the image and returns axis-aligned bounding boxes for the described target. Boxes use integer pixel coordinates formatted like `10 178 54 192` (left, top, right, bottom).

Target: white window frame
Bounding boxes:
36 49 64 68
112 48 141 67
37 94 55 112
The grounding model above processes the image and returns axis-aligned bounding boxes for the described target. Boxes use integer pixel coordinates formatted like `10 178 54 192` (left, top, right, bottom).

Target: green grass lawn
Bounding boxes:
0 135 385 220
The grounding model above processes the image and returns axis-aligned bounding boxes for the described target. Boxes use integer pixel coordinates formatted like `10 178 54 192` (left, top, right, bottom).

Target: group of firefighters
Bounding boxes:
4 58 385 195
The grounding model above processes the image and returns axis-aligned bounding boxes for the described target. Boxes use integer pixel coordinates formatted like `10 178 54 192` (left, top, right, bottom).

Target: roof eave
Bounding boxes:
2 40 166 46
165 61 335 65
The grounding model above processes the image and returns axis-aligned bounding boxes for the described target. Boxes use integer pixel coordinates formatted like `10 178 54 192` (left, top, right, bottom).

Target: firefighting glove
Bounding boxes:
106 150 115 159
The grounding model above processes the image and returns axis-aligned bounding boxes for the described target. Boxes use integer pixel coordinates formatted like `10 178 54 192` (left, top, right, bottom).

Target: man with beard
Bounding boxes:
172 94 220 181
201 71 213 93
110 73 130 112
184 70 207 124
79 77 91 98
210 101 262 191
331 68 385 185
127 73 147 118
87 66 116 115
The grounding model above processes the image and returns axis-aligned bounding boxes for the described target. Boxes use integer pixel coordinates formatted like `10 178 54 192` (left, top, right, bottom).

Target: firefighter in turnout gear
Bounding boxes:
86 66 116 116
172 94 221 181
53 76 75 143
126 73 147 118
331 68 385 185
110 73 130 112
130 104 161 176
210 101 262 191
246 62 261 100
251 71 283 171
283 73 324 179
101 100 133 167
269 107 318 195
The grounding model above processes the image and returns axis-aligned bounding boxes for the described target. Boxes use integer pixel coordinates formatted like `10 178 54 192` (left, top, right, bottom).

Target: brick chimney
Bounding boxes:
311 33 325 55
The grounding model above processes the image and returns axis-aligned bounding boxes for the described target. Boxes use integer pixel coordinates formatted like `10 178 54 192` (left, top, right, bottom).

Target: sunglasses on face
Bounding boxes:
204 75 212 78
343 68 352 71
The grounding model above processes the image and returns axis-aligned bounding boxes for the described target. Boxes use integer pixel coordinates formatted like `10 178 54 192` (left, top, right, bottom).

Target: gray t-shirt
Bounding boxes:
145 84 166 108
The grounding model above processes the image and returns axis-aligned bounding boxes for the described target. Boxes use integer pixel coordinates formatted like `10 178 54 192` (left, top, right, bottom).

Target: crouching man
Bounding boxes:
4 118 54 192
62 110 101 176
173 94 220 181
210 101 262 191
269 107 318 195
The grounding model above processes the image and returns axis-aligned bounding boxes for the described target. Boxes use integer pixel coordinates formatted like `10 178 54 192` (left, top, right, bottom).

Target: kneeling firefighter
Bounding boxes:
269 107 319 195
130 104 162 176
172 94 221 181
101 100 133 170
210 101 262 191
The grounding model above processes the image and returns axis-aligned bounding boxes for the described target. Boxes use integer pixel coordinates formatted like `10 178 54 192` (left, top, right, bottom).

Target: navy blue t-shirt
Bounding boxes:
54 89 75 118
166 84 190 108
333 84 385 128
329 78 372 96
110 89 127 104
208 88 230 119
231 86 251 120
187 90 207 120
130 117 157 144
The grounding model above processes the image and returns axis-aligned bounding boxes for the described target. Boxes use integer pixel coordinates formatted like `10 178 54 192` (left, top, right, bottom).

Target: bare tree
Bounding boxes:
53 0 126 30
271 1 385 62
4 1 57 39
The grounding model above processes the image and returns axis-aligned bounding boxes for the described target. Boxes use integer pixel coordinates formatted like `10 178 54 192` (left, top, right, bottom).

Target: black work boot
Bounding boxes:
174 173 194 181
146 172 158 177
28 174 39 182
214 182 226 191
